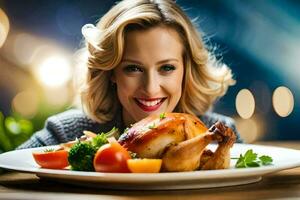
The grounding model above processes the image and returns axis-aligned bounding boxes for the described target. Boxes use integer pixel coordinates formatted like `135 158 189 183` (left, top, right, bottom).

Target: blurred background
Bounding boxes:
0 0 299 152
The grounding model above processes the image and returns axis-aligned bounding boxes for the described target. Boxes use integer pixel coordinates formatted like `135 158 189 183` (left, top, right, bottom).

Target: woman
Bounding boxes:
18 0 242 149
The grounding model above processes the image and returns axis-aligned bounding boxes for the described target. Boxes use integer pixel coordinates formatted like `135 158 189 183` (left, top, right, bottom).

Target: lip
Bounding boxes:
134 97 167 112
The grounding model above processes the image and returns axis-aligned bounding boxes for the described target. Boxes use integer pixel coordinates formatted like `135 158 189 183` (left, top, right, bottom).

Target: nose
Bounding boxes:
142 71 160 96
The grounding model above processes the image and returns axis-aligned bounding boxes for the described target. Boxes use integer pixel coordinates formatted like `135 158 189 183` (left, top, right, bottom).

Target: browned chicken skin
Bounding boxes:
118 113 236 172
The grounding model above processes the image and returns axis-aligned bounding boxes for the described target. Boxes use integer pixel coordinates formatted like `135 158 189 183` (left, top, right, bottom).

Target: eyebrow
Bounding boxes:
121 58 179 65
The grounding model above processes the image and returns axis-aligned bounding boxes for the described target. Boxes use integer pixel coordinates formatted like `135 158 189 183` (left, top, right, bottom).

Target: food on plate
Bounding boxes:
68 142 97 171
32 149 69 169
127 158 162 173
119 113 236 172
234 149 273 168
66 128 120 171
32 112 238 173
93 138 131 173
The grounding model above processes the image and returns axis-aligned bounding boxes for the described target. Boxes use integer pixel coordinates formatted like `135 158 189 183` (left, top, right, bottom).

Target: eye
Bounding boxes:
160 64 176 72
123 65 143 73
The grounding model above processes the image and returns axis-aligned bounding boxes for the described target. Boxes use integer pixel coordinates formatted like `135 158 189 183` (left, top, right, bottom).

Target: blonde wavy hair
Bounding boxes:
78 0 235 123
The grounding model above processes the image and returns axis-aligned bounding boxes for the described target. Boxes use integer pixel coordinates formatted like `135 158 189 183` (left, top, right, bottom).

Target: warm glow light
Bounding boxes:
13 33 39 65
36 56 72 88
0 8 10 48
12 89 39 118
45 87 70 107
235 115 264 143
272 86 294 117
235 89 255 119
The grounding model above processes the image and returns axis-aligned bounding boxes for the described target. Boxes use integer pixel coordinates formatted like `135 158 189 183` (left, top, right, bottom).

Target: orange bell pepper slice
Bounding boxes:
127 158 162 173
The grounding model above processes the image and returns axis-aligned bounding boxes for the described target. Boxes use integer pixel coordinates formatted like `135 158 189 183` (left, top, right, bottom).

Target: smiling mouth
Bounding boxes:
134 97 167 112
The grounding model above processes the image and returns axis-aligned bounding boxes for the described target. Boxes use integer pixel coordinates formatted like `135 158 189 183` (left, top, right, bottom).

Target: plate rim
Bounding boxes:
1 143 300 183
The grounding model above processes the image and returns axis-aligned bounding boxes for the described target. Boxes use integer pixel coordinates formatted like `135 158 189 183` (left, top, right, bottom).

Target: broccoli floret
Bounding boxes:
68 141 96 171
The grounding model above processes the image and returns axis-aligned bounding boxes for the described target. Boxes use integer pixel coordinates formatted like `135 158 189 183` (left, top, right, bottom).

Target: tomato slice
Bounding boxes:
32 150 69 169
93 141 131 173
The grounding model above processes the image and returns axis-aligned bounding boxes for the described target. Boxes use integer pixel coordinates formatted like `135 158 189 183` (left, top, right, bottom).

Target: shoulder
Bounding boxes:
199 112 243 143
47 109 96 128
47 109 92 123
17 109 118 149
45 109 100 142
199 112 235 129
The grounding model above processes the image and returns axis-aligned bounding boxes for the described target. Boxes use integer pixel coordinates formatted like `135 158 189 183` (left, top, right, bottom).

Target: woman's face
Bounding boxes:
112 26 184 126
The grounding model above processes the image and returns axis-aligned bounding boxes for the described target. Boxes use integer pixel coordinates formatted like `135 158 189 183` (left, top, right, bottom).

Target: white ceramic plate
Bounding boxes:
1 143 300 190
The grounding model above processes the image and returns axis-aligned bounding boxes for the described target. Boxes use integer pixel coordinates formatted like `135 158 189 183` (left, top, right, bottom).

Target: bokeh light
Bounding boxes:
45 87 70 107
235 115 265 143
0 8 10 48
35 55 72 88
12 89 39 118
235 89 255 119
272 86 294 117
13 33 40 66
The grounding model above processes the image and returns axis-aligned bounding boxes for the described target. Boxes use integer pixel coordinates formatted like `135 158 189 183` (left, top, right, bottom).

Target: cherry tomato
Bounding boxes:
32 150 69 169
93 142 131 173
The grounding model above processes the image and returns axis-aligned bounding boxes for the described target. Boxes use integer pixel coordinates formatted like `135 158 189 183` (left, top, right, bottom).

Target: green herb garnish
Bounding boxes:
44 148 55 152
234 149 273 168
148 123 156 129
159 113 166 120
259 155 273 165
128 151 138 159
105 127 120 138
123 127 129 134
91 133 108 149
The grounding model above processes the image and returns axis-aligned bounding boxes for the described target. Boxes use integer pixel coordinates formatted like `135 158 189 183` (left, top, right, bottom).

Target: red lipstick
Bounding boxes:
134 98 166 112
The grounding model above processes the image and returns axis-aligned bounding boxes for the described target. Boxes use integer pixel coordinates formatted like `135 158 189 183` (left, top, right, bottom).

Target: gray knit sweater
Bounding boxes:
17 109 242 149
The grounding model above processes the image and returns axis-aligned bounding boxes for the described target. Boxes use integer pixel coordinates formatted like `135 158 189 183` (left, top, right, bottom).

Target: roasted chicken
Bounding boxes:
118 113 236 172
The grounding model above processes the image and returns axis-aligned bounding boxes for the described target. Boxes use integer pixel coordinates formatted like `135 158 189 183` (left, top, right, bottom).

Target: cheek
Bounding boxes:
169 81 182 99
165 70 184 97
162 82 181 96
116 76 140 98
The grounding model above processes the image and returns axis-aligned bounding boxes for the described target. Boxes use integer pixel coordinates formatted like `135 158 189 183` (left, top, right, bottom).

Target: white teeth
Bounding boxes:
137 99 162 107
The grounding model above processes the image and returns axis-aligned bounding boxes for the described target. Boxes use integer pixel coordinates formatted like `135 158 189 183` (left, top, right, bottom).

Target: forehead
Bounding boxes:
123 26 184 59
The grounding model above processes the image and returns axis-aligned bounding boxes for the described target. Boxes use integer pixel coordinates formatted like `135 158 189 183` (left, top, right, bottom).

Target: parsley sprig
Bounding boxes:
159 113 166 120
234 149 273 168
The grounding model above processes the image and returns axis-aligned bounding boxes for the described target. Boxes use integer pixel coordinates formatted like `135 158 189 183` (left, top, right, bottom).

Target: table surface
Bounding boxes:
1 141 300 200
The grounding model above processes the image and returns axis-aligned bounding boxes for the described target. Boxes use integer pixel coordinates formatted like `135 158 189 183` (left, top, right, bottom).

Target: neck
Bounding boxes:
122 108 136 128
